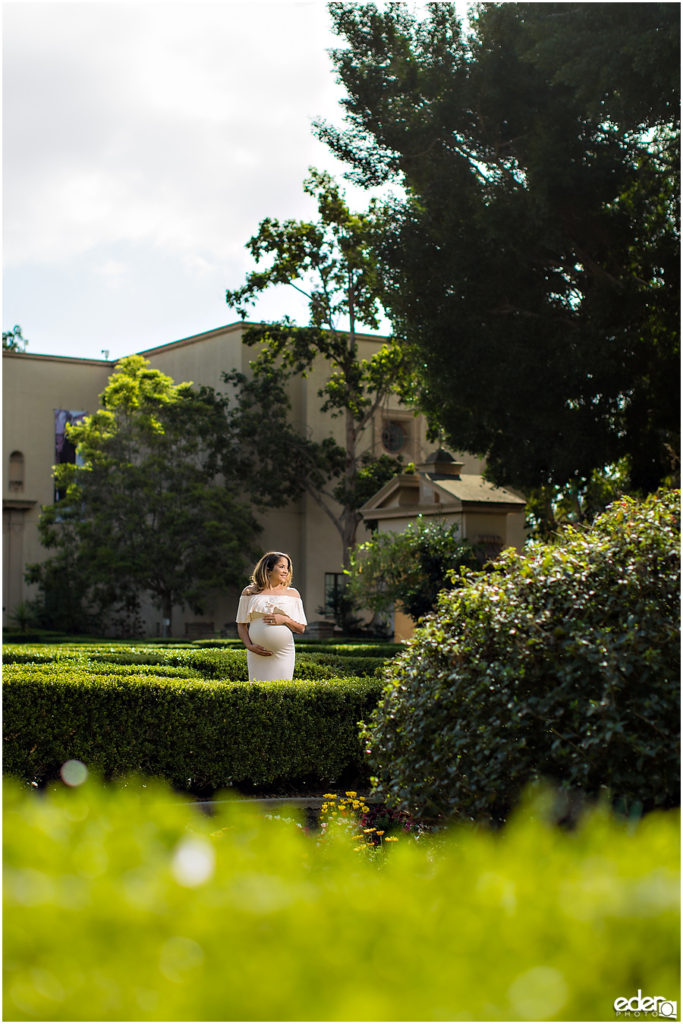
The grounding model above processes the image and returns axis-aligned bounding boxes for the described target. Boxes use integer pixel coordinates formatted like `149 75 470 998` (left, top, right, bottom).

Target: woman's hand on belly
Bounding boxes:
249 643 272 657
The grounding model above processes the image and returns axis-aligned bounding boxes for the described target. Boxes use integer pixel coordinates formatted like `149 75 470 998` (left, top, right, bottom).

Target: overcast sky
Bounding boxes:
3 0 421 361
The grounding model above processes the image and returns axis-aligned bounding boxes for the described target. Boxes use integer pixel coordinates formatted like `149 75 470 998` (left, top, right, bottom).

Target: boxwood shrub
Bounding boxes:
3 667 382 793
3 662 205 680
297 642 402 657
3 642 393 680
296 653 388 677
364 490 680 823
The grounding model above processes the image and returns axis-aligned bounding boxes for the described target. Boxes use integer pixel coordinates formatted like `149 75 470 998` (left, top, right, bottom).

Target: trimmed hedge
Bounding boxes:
297 642 402 656
296 652 388 678
3 662 204 680
2 646 254 680
2 643 393 679
194 639 403 657
3 668 382 792
2 639 394 792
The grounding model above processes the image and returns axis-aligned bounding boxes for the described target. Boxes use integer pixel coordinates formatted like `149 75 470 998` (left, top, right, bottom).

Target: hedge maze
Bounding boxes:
3 640 400 794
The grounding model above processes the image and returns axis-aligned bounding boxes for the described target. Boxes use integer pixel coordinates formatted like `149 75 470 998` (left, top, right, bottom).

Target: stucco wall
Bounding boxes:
3 323 438 636
3 352 112 618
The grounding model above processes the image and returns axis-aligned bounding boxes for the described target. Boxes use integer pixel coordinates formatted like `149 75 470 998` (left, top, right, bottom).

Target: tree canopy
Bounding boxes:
226 169 411 569
3 325 28 352
27 356 261 635
317 2 680 497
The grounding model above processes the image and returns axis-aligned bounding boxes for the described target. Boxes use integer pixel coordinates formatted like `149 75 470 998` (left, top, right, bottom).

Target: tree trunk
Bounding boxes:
341 274 360 569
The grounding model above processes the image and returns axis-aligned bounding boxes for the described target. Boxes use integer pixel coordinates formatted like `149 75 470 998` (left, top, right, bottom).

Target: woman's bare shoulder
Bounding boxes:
241 584 259 596
285 587 301 598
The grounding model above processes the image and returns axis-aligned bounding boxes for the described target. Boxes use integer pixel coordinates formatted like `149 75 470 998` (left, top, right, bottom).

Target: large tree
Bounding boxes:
27 356 261 635
225 168 411 567
317 2 680 497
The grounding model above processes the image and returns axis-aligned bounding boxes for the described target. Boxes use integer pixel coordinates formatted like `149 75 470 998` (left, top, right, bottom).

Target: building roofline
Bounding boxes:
2 351 114 367
359 473 419 512
135 320 391 358
3 321 392 365
361 470 525 515
135 321 248 357
424 473 526 506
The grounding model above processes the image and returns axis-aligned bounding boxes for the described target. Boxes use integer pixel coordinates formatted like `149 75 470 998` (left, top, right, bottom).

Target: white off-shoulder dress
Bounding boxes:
236 591 307 681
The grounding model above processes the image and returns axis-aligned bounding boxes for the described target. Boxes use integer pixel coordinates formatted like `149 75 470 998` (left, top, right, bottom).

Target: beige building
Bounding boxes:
3 322 525 638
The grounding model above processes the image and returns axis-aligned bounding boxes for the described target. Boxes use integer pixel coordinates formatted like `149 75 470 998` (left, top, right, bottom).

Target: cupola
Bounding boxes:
418 449 464 477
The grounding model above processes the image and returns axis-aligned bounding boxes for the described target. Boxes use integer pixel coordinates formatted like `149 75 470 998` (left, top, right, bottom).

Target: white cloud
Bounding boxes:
4 2 346 265
93 258 128 289
1 0 409 358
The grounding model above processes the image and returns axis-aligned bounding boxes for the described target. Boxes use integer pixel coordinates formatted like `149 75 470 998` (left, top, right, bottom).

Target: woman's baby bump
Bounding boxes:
249 616 294 654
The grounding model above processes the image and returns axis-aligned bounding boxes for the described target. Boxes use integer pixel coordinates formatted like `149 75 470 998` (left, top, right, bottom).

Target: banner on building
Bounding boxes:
54 409 87 501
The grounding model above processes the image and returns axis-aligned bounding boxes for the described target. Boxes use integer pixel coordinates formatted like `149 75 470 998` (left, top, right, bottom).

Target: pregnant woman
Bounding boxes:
236 551 307 681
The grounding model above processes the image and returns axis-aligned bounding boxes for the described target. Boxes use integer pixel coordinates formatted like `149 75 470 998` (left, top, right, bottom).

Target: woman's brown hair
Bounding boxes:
250 551 293 591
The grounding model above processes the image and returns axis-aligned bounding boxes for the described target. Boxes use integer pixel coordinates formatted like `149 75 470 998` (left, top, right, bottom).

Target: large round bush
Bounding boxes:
364 490 680 822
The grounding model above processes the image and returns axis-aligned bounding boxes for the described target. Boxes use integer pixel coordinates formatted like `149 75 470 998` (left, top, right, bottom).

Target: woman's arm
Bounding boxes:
266 589 306 634
270 613 305 634
237 622 273 656
278 614 305 630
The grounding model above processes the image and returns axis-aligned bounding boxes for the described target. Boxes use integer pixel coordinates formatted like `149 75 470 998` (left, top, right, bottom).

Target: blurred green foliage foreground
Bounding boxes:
4 775 679 1022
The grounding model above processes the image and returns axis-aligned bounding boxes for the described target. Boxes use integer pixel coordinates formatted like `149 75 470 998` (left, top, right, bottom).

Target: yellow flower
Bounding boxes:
385 836 399 842
345 791 357 799
363 828 376 833
376 830 385 836
323 793 337 800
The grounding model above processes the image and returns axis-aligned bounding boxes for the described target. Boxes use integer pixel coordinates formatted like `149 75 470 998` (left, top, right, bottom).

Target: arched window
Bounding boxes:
9 451 24 492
